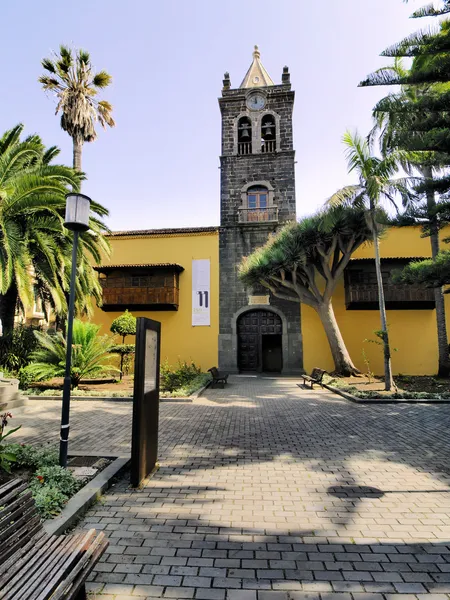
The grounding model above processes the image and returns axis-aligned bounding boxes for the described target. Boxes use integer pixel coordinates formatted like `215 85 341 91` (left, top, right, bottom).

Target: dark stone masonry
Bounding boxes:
218 53 302 374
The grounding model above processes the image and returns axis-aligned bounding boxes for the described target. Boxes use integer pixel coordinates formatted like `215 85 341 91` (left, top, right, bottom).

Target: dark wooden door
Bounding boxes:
237 310 282 372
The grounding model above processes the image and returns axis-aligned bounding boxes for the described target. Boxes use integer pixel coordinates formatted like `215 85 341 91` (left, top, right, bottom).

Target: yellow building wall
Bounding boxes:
90 231 219 372
93 225 450 377
302 226 450 376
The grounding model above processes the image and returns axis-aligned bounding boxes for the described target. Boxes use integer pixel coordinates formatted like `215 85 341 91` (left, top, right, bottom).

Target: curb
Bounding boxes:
191 381 211 400
323 383 450 404
26 395 195 403
43 456 130 536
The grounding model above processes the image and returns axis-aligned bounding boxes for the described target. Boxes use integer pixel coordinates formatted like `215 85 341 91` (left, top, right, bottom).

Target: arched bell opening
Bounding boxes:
261 114 276 153
237 116 252 155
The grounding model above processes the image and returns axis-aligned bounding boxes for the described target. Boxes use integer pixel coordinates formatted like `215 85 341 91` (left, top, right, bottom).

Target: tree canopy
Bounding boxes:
0 124 110 334
39 45 115 171
239 205 376 375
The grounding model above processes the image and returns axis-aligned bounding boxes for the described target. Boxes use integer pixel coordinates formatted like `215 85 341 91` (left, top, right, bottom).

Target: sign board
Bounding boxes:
131 317 161 488
192 259 210 326
248 295 270 305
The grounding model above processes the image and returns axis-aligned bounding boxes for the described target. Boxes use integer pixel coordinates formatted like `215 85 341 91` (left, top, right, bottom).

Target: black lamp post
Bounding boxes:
59 192 91 468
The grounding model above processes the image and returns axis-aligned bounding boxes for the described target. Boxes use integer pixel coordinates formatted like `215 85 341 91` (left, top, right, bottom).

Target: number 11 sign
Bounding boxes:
192 259 210 326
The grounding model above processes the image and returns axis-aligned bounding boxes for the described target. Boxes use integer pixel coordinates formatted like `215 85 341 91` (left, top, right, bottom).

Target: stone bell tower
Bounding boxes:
218 46 303 374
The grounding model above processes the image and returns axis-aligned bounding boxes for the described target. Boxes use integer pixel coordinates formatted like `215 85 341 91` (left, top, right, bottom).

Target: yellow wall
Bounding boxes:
93 225 450 376
91 231 219 372
302 226 450 376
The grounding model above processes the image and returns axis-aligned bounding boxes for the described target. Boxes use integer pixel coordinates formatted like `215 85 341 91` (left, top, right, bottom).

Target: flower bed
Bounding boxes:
324 374 450 400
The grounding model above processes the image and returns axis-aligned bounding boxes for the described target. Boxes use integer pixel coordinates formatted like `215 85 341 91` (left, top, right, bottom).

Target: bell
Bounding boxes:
263 122 273 136
241 127 250 139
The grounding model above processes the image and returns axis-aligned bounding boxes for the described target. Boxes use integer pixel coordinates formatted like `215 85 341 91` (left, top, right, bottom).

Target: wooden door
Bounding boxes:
237 310 282 372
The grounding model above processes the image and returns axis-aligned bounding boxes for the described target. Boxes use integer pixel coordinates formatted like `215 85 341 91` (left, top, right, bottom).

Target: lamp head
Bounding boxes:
64 193 91 232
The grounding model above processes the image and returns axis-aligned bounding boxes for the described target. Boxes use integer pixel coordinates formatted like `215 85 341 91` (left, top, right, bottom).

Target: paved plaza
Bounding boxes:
13 377 450 600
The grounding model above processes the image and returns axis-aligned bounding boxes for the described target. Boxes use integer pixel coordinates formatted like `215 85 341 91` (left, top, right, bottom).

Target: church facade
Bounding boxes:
89 49 450 377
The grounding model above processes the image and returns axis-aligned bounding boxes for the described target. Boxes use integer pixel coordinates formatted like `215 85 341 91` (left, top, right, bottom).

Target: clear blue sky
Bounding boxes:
1 0 426 231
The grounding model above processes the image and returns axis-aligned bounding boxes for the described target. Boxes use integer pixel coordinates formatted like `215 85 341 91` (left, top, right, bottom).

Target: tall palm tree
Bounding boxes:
39 46 115 172
0 124 109 334
371 59 450 377
329 132 412 391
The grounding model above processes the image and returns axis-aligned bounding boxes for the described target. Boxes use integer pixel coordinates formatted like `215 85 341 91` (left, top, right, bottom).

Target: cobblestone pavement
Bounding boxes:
17 377 450 600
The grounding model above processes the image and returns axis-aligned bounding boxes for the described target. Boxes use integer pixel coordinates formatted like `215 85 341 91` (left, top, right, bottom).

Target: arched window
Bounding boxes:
261 114 276 153
238 117 252 155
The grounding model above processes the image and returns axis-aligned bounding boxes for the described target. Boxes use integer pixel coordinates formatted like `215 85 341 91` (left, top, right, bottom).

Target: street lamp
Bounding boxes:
59 192 91 467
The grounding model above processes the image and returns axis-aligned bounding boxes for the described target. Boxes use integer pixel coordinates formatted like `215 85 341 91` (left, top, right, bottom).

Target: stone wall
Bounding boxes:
218 80 303 373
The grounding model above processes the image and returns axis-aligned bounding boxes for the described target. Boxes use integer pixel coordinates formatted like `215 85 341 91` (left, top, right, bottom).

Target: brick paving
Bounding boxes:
14 377 450 599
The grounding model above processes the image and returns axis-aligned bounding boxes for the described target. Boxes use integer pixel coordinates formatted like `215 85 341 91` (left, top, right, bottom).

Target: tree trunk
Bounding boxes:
371 212 395 391
316 301 360 376
422 166 450 377
0 284 18 336
73 137 83 174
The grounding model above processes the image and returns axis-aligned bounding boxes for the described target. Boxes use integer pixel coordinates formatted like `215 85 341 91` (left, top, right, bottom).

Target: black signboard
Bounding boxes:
131 317 161 487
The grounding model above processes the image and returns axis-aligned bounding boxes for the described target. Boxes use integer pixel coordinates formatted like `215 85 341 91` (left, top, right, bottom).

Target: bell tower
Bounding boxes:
218 46 303 373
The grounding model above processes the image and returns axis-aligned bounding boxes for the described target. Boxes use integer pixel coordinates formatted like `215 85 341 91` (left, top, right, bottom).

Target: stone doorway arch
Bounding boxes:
237 309 283 373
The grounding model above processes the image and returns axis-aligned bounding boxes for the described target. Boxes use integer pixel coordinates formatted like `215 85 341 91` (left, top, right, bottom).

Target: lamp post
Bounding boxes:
59 192 91 468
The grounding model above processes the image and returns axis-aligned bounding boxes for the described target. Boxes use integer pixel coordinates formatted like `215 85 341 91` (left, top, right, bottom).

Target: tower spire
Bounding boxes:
240 45 274 88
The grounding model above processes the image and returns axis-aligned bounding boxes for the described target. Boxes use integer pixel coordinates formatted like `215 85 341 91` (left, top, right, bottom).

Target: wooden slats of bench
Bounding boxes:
0 478 108 600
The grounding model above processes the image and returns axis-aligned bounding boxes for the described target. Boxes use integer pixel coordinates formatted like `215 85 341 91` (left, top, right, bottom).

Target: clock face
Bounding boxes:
247 94 266 110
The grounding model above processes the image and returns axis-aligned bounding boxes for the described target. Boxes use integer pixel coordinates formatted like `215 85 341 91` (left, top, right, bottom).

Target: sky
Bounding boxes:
0 0 429 231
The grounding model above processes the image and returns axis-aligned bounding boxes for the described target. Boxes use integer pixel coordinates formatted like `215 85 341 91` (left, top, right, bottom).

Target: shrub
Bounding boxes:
18 366 36 390
160 360 202 393
31 485 71 518
25 320 119 389
0 412 21 473
110 311 137 379
0 324 41 372
30 465 81 497
8 443 58 470
29 465 83 518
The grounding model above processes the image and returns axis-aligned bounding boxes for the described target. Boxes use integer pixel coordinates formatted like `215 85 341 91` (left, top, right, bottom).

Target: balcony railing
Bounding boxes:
345 283 435 310
238 142 252 155
261 140 276 153
238 207 279 223
101 286 180 311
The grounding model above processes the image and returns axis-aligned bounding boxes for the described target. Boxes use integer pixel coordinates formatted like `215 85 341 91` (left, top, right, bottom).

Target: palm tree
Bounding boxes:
370 59 450 377
329 132 412 390
0 124 110 334
25 320 118 389
39 46 115 172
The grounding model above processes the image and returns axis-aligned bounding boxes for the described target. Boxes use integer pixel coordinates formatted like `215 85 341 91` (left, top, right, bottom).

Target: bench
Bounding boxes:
302 367 326 389
208 367 229 389
0 477 108 600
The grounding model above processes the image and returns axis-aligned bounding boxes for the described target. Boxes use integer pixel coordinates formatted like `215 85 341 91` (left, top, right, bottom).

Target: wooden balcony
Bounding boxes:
345 283 436 310
238 207 279 223
94 263 184 311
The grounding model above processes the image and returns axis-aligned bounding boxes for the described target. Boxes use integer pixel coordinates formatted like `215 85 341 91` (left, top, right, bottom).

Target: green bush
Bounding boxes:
31 485 72 519
160 360 202 393
30 465 81 496
26 320 119 389
160 373 211 398
0 325 41 372
28 465 83 518
8 443 58 470
18 366 36 390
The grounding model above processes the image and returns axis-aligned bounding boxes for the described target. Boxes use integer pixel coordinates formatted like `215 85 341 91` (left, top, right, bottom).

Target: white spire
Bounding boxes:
240 46 275 88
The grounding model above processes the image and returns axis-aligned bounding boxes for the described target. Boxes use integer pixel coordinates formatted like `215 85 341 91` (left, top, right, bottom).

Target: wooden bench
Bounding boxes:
302 367 326 389
208 367 229 389
0 477 108 600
